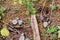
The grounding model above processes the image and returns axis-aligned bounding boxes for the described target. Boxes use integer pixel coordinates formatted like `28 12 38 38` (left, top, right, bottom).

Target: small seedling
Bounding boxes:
58 30 60 38
57 26 60 29
0 0 4 2
25 10 30 15
24 1 34 8
0 6 6 13
0 6 6 19
51 5 57 10
1 13 5 17
13 0 17 5
58 30 60 34
57 29 60 38
58 33 60 38
30 7 37 14
47 25 57 33
28 18 31 24
19 0 23 5
0 6 6 16
24 1 37 14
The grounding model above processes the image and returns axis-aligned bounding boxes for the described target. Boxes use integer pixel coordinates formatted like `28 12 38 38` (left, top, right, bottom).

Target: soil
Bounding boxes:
0 0 60 40
36 0 60 40
0 0 33 40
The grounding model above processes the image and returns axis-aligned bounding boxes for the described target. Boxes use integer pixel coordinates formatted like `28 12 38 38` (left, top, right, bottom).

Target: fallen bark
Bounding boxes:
31 15 40 40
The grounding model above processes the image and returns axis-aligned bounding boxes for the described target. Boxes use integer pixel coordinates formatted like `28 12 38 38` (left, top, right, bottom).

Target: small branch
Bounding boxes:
31 15 41 40
41 0 46 15
50 0 55 21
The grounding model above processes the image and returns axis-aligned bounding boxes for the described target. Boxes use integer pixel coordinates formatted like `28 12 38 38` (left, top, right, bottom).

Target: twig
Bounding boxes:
40 0 46 15
31 15 40 40
50 0 55 22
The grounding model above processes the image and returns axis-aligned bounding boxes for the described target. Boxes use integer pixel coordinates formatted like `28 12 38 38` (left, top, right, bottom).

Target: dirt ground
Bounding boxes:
0 0 60 40
0 0 33 40
36 0 60 40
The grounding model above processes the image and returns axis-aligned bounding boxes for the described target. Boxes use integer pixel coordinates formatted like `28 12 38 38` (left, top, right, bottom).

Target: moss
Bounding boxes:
1 28 9 36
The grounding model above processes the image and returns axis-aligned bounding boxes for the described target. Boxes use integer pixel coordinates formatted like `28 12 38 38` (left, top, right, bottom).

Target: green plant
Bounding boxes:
19 0 23 5
0 0 4 2
24 0 37 14
57 26 60 38
0 6 6 13
29 7 37 14
51 5 57 10
24 1 34 7
13 0 17 5
57 26 60 29
0 6 6 19
58 33 60 38
28 18 31 24
25 10 30 15
58 30 60 38
47 25 57 33
13 0 24 5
